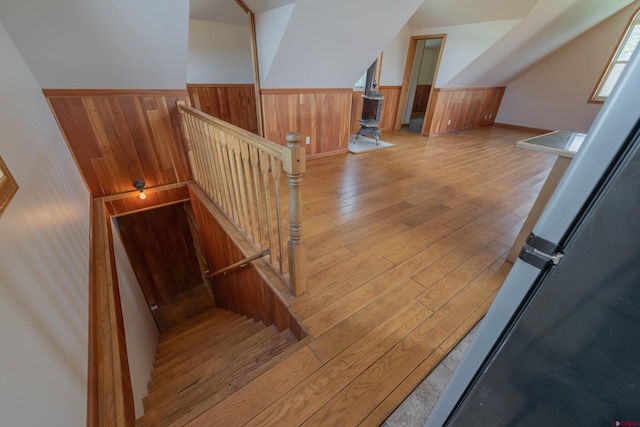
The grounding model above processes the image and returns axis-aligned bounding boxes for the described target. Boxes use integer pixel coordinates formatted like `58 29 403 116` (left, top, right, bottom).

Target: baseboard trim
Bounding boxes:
493 122 553 134
307 148 348 159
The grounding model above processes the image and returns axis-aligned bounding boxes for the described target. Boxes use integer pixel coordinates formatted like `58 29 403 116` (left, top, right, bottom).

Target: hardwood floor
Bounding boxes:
188 125 556 426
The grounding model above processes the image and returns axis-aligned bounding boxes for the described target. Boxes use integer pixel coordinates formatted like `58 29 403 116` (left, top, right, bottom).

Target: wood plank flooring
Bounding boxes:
187 125 556 426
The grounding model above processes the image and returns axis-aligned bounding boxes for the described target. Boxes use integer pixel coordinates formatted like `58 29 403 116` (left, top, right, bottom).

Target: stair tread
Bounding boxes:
146 323 277 403
156 310 243 352
138 328 298 427
153 316 252 369
158 308 228 342
185 338 317 427
149 319 265 390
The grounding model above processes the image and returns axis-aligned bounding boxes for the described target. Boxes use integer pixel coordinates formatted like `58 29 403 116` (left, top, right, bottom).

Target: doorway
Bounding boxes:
395 35 445 135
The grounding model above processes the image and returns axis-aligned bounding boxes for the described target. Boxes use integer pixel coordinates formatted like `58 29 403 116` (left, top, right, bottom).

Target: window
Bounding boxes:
0 156 18 218
591 8 640 103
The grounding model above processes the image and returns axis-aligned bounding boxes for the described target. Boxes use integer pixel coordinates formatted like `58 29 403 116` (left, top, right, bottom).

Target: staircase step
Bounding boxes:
155 310 242 356
185 338 317 426
145 323 275 404
137 328 298 427
153 315 250 369
158 308 227 343
149 319 265 390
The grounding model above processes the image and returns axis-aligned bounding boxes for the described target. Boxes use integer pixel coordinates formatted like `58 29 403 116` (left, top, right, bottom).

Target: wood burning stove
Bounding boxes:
355 60 384 144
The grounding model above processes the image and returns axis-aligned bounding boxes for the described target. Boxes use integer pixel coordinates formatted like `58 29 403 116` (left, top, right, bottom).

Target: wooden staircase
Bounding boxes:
137 308 301 426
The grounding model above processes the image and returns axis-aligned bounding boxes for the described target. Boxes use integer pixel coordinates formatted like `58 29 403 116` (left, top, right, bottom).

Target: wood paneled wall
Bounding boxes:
44 89 191 197
380 86 402 131
412 84 431 114
189 184 306 339
262 88 351 158
89 199 135 426
350 86 401 134
350 91 365 135
424 87 505 135
116 202 210 332
187 84 258 134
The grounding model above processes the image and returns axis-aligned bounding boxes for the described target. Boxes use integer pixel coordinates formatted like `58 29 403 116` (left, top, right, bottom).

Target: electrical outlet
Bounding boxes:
305 136 311 145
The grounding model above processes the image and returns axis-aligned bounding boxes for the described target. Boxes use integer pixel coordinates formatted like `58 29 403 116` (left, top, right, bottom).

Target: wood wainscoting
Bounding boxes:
424 87 505 135
44 89 191 198
187 84 258 134
189 184 306 340
261 88 352 158
350 86 402 134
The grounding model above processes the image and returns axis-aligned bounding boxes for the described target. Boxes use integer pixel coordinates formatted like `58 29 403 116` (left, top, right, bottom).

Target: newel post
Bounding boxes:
285 132 306 296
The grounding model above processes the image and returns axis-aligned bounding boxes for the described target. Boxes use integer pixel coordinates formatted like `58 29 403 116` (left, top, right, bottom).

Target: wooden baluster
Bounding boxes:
190 115 206 190
199 119 215 199
241 142 260 246
260 151 276 265
238 140 256 242
228 135 246 230
205 124 222 207
195 116 210 194
284 132 306 296
249 146 265 249
220 131 240 226
214 129 233 217
177 103 198 183
271 157 285 274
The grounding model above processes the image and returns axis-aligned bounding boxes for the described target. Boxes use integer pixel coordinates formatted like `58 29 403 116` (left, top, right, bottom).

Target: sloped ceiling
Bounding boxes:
242 0 636 89
190 0 248 24
258 0 424 88
440 0 638 87
0 0 190 89
409 0 538 27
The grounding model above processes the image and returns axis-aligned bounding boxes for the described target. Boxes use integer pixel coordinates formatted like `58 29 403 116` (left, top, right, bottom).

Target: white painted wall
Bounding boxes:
256 4 296 85
411 19 521 88
112 222 159 418
496 0 640 133
187 19 254 84
0 22 90 427
0 0 190 89
379 24 412 86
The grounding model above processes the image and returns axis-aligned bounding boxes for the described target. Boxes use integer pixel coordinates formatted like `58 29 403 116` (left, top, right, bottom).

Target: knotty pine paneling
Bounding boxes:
350 86 401 134
350 91 365 134
116 202 208 332
261 88 351 158
187 84 258 134
189 185 306 339
379 86 402 131
44 89 191 197
424 87 505 135
412 84 431 114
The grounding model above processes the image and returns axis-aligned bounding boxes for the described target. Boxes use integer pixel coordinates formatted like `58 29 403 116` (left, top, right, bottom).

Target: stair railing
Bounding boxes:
177 101 306 296
204 249 270 279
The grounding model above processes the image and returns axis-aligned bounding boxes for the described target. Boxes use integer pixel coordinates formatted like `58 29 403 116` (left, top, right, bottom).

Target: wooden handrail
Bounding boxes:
177 101 307 295
204 249 270 279
88 198 135 426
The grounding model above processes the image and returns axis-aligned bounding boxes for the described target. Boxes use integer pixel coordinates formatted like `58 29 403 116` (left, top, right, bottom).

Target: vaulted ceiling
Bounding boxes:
190 0 637 89
0 0 637 91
